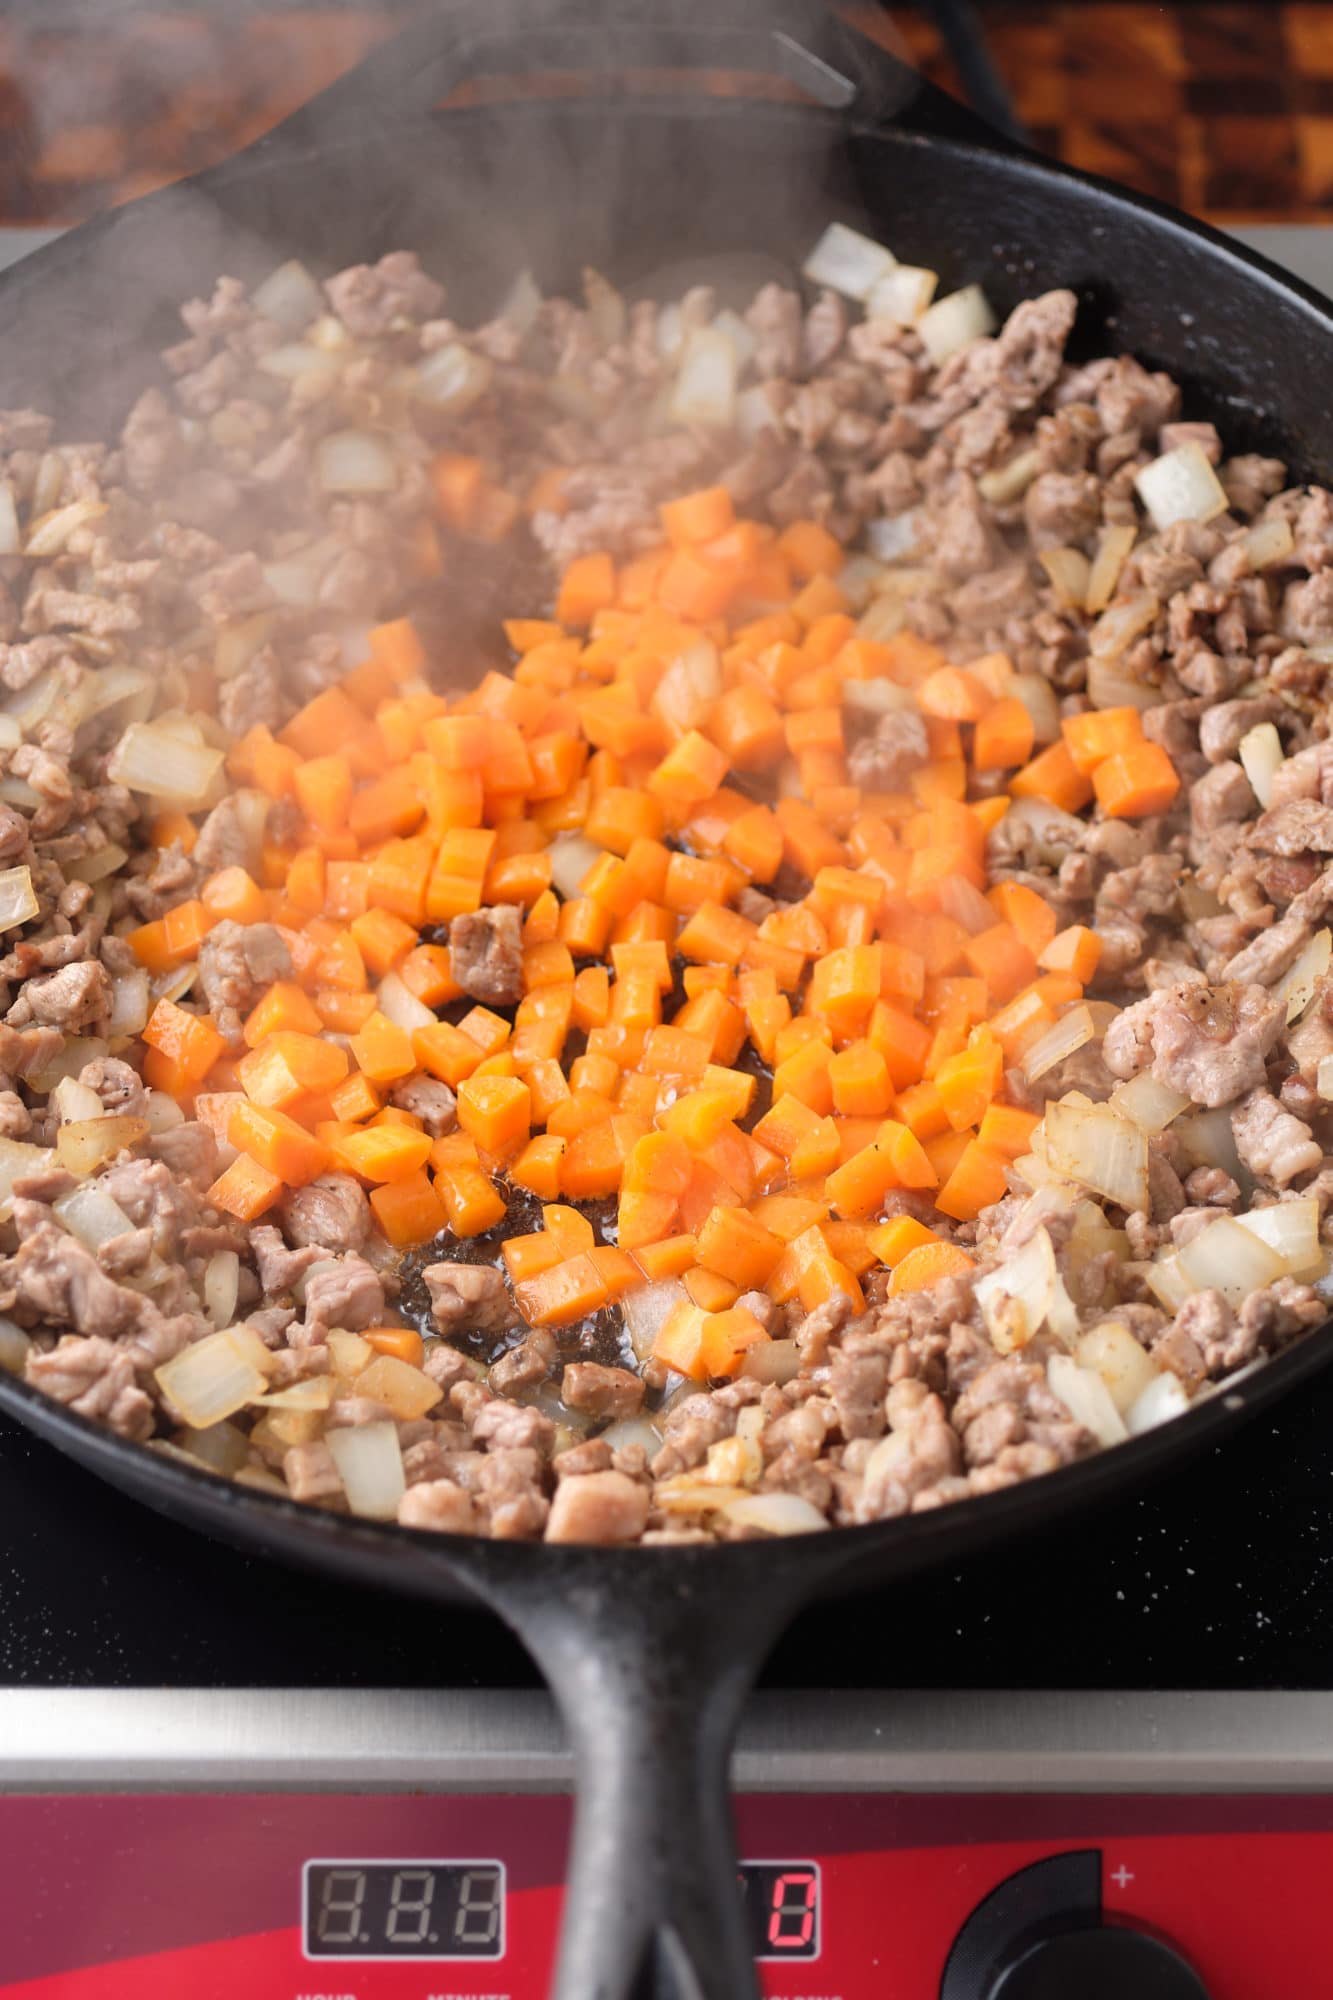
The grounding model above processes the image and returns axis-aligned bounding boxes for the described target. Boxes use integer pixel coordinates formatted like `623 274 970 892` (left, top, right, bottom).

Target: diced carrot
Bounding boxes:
934 1139 1010 1222
977 1102 1042 1159
331 1123 434 1185
1093 742 1181 818
869 1215 940 1267
1009 741 1094 813
457 1074 531 1156
207 1153 283 1222
369 1173 447 1248
1061 705 1144 775
142 998 226 1085
975 692 1033 768
229 1102 330 1187
1038 924 1102 983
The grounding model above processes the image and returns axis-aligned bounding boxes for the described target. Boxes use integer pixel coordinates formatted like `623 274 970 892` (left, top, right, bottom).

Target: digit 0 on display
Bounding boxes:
302 1859 505 1960
739 1861 821 1961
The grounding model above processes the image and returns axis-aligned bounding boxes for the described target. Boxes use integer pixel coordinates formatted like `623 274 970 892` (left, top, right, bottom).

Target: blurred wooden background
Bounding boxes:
0 4 1326 230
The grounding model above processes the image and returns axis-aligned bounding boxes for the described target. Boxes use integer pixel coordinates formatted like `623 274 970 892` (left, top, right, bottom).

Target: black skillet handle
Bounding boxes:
470 1552 812 2000
261 0 1017 156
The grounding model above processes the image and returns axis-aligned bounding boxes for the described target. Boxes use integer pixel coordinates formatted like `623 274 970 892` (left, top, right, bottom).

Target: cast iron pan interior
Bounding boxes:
1 3 1332 1995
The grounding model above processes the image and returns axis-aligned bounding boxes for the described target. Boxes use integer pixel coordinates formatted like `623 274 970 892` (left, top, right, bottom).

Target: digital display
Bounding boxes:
740 1861 821 1961
303 1859 505 1960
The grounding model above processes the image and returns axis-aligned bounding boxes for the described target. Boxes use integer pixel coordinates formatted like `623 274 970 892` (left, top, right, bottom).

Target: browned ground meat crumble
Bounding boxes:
1 249 1331 1542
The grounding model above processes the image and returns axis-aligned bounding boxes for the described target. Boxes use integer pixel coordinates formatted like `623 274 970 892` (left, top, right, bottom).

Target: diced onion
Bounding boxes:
52 1075 104 1124
655 303 684 363
0 480 18 556
596 1417 663 1455
28 1039 107 1094
377 968 436 1033
1143 1252 1194 1314
326 1420 405 1521
1235 1197 1325 1279
316 430 397 494
548 833 604 901
1047 1353 1129 1447
621 1278 689 1363
0 1137 51 1218
740 1338 802 1385
977 449 1041 506
1276 927 1331 1024
55 1114 149 1176
414 342 493 412
973 1224 1056 1354
1175 1214 1286 1305
1084 523 1138 615
711 308 758 373
801 222 897 301
255 1376 337 1413
722 1491 829 1536
155 1326 270 1429
256 342 342 391
1174 1106 1244 1180
1006 672 1062 745
107 969 150 1037
916 284 997 364
653 639 721 739
735 384 780 443
261 555 322 609
842 676 914 718
25 497 106 559
177 1420 251 1476
204 1249 240 1330
1076 1319 1158 1416
1109 1070 1191 1134
106 722 223 805
2 669 62 737
327 1328 373 1378
864 512 921 562
498 267 542 335
356 1352 444 1420
66 842 129 887
0 1315 30 1376
1127 1369 1191 1434
865 264 937 325
1039 546 1091 610
1238 722 1283 809
1318 1053 1333 1103
1043 1096 1149 1211
835 554 890 611
1244 513 1295 570
0 865 37 933
854 594 906 644
668 328 737 429
252 258 324 330
1134 442 1229 530
52 1182 134 1251
1021 1004 1096 1082
1088 589 1160 660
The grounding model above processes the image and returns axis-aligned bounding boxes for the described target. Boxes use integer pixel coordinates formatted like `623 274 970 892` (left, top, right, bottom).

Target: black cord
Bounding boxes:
907 0 1028 145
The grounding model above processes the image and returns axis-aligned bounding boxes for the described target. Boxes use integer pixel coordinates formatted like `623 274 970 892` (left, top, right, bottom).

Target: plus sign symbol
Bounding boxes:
1110 1863 1136 1890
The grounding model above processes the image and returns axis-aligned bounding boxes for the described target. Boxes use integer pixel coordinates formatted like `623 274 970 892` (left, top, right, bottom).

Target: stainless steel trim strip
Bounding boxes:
4 1689 1333 1791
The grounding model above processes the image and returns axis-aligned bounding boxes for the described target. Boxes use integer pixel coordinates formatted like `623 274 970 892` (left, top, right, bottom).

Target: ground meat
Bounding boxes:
489 1329 557 1394
1230 1089 1324 1188
325 252 445 339
78 1056 147 1118
1102 981 1284 1108
423 1262 515 1335
9 959 111 1032
191 793 263 876
196 920 291 1046
389 1074 457 1136
279 1174 371 1254
560 1362 645 1420
249 1223 324 1298
546 1470 649 1544
302 1255 386 1337
149 1121 218 1189
283 1440 342 1505
398 1479 477 1534
847 708 930 790
25 1336 153 1441
448 904 524 1006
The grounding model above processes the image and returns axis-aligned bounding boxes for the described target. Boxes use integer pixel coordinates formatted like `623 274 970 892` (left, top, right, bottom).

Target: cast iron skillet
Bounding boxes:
3 3 1333 1995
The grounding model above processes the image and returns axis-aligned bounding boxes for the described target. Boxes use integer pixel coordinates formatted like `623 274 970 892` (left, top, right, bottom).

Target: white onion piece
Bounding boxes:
1135 442 1229 530
916 283 996 364
327 1328 373 1379
1143 1252 1194 1314
0 865 37 933
711 308 757 373
801 222 896 301
735 384 780 443
29 1039 107 1094
1007 672 1062 745
1276 927 1331 1024
1174 1106 1244 1180
1127 1368 1191 1434
256 342 342 390
653 639 721 740
1047 1353 1129 1447
548 833 604 901
669 327 737 429
977 448 1041 506
1076 1319 1158 1416
620 1278 689 1363
256 1376 337 1413
655 302 684 362
722 1491 829 1536
842 676 914 718
316 430 397 494
854 595 907 644
1176 1215 1286 1306
377 968 436 1033
1043 1097 1149 1212
53 1182 134 1251
107 722 223 804
261 556 321 609
740 1337 802 1385
864 511 921 562
153 962 199 1006
356 1353 444 1421
52 1075 103 1124
1245 513 1295 570
973 1224 1056 1354
1039 546 1091 610
1237 723 1282 809
1088 590 1160 660
1084 523 1138 615
25 497 106 559
56 1115 148 1176
865 264 937 325
835 554 890 611
252 258 323 329
178 1420 251 1476
0 1315 30 1376
414 342 493 412
0 1138 51 1218
596 1416 663 1456
0 481 19 560
1318 1054 1333 1103
0 780 41 812
1086 657 1160 713
1235 1197 1325 1279
326 1420 405 1521
1108 1069 1191 1134
107 969 150 1038
204 1249 240 1330
66 842 129 887
2 669 62 736
498 267 542 335
155 1327 270 1429
1021 1004 1096 1082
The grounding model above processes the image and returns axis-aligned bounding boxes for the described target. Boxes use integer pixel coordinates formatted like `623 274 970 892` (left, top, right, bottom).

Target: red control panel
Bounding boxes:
0 1791 1323 1997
